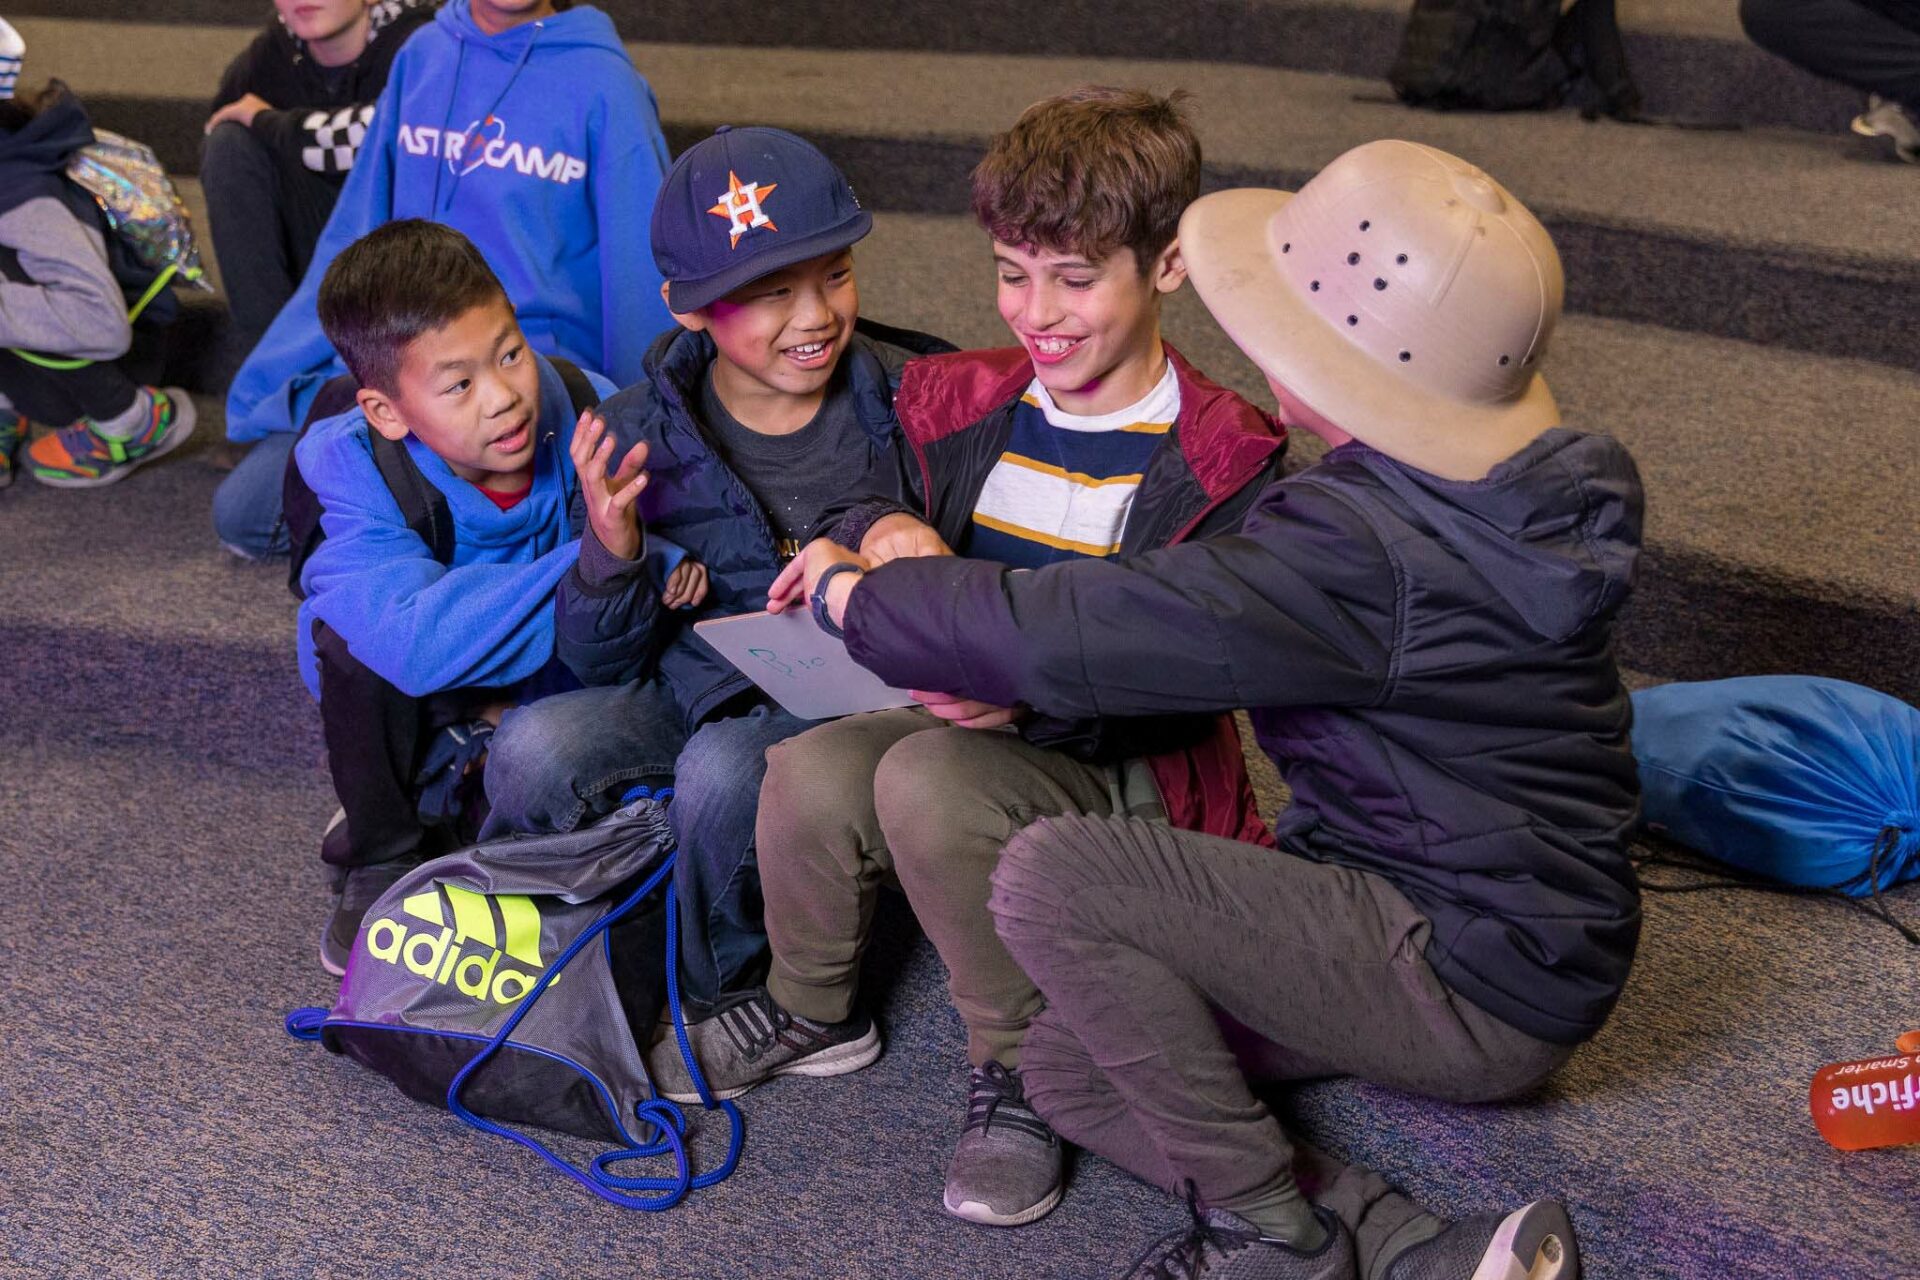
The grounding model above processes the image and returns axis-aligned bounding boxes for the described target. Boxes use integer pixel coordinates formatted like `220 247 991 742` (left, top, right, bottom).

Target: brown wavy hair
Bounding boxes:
969 85 1201 274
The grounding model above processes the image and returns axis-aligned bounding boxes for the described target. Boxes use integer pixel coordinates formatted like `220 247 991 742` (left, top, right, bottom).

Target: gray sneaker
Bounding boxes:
1851 95 1920 163
943 1062 1063 1227
644 986 881 1104
1124 1203 1355 1279
1380 1200 1577 1280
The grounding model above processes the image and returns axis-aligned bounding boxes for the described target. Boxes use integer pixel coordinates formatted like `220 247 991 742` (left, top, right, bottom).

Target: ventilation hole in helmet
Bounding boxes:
1282 242 1291 253
1346 315 1359 326
1399 351 1412 363
1373 278 1387 291
1396 253 1409 265
1346 252 1360 265
1499 355 1511 366
1310 280 1320 292
1360 220 1371 231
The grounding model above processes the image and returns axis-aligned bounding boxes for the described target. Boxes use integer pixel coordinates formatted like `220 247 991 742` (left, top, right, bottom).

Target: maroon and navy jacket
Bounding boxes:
815 344 1287 847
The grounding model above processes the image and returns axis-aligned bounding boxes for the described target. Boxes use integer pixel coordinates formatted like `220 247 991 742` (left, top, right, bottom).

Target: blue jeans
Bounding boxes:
212 430 294 559
480 678 687 839
669 701 815 1005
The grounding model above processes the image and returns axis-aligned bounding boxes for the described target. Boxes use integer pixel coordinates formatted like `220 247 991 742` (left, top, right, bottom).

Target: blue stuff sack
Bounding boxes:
1632 676 1920 897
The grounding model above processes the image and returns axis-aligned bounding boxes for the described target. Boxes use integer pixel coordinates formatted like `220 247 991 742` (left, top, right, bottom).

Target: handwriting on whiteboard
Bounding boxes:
747 648 829 679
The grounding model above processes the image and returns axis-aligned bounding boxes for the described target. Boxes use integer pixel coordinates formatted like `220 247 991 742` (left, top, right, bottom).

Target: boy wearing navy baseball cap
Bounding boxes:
483 126 952 1016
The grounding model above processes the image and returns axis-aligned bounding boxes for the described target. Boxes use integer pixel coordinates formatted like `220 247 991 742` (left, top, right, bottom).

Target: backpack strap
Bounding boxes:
370 432 455 566
549 356 601 417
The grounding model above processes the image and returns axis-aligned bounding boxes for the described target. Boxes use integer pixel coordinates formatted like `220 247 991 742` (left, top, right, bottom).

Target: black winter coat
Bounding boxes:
840 427 1647 1046
554 319 954 730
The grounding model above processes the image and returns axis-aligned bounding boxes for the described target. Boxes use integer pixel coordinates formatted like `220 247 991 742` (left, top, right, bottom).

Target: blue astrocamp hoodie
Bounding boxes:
226 0 671 444
293 354 614 699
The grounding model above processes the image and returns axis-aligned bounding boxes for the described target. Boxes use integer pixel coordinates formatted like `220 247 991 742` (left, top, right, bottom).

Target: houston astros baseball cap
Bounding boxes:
652 126 872 313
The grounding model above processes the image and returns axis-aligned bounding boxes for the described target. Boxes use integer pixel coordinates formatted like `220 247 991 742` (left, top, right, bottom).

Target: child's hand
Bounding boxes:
663 558 709 610
205 92 274 133
571 410 648 561
860 512 953 565
912 691 1027 730
767 537 869 618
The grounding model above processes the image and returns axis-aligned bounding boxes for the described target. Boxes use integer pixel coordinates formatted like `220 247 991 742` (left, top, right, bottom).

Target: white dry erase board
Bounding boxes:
693 608 916 721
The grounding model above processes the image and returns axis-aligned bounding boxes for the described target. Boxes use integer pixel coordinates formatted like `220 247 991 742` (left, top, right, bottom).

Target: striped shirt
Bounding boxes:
965 365 1179 569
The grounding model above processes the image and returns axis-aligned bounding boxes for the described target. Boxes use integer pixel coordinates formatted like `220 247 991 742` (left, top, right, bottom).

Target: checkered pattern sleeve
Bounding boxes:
297 103 378 175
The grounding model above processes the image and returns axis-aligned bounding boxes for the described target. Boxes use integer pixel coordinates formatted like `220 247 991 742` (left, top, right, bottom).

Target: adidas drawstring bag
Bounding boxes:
1632 677 1920 933
286 798 744 1209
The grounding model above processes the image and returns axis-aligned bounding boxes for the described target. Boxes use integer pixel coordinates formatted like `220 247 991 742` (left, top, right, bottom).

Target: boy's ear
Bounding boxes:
1151 239 1189 296
356 386 410 443
662 280 708 334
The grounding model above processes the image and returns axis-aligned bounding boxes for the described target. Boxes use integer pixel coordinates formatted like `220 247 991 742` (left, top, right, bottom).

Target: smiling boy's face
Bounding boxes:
673 248 860 408
993 238 1185 417
358 295 543 489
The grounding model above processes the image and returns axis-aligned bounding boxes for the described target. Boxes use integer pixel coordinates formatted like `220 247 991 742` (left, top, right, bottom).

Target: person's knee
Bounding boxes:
984 813 1129 963
200 120 269 186
211 442 290 558
869 727 982 862
759 723 884 845
1738 0 1800 56
485 701 579 802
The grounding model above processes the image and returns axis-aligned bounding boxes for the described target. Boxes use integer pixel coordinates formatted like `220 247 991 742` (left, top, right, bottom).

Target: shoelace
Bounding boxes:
1129 1183 1259 1280
964 1061 1056 1144
711 989 792 1062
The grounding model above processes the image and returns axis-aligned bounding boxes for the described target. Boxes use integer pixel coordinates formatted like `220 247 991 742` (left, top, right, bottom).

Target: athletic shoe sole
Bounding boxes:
30 388 197 488
1471 1201 1579 1280
944 1180 1064 1228
319 937 347 979
656 1023 883 1104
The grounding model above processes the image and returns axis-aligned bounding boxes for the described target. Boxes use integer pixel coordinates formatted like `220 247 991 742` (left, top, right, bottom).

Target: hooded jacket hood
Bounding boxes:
0 87 94 215
1350 427 1643 642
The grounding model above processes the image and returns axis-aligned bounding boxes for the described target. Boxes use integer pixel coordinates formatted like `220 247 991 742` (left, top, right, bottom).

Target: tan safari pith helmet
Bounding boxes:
1181 140 1563 481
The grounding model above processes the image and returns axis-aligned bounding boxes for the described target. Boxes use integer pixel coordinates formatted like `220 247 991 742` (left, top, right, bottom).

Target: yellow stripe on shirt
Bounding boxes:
997 452 1146 489
971 511 1122 557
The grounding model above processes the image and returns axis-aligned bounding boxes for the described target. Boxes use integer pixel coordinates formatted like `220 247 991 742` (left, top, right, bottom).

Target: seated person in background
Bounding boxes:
1742 0 1920 161
784 140 1643 1280
296 218 696 977
216 0 674 560
2 80 194 489
665 86 1285 1231
202 0 435 371
484 125 952 1001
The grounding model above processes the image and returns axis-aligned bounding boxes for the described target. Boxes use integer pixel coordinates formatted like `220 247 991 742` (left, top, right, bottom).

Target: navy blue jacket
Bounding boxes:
555 318 954 729
840 428 1646 1046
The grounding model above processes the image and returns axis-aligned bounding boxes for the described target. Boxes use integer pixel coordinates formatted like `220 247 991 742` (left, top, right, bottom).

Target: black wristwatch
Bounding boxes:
810 561 865 639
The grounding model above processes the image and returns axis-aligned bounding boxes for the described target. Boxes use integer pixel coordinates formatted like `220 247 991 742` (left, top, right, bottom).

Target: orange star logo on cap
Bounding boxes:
708 171 778 249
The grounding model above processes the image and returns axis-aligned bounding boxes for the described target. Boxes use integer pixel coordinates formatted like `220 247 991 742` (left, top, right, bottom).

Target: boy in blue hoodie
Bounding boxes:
298 218 694 976
216 0 673 560
779 141 1639 1280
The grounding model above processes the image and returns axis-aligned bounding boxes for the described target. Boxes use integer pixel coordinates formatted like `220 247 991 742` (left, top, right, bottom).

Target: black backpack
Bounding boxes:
1390 0 1643 118
282 357 600 600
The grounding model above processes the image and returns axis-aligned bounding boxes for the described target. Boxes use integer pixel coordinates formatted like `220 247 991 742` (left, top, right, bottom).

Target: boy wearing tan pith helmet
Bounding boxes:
779 137 1644 1278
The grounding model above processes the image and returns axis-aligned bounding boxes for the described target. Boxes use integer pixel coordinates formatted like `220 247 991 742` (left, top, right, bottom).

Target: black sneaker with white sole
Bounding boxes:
644 985 881 1103
1381 1200 1578 1280
318 857 415 977
1124 1201 1355 1280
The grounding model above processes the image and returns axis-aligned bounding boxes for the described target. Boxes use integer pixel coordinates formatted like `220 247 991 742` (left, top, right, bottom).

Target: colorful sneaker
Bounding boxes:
0 410 25 488
1851 95 1920 164
27 386 196 488
1124 1200 1354 1279
644 985 881 1103
1381 1200 1578 1280
944 1061 1063 1227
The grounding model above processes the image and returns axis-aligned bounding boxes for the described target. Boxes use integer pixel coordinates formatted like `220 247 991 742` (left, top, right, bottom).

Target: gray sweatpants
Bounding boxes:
990 814 1573 1277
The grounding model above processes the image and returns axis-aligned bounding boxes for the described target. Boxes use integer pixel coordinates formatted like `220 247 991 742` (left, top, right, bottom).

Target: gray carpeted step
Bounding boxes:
6 0 1868 131
17 19 1918 371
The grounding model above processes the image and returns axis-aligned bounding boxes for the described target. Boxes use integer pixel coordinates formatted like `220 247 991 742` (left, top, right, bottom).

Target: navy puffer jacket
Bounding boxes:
840 428 1647 1046
555 318 953 729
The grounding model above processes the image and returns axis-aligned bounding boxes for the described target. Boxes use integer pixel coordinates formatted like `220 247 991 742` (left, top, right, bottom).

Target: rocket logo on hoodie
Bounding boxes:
398 113 587 185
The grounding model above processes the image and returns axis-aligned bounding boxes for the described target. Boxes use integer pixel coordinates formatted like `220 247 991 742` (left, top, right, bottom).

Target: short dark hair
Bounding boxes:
317 220 510 394
970 86 1202 274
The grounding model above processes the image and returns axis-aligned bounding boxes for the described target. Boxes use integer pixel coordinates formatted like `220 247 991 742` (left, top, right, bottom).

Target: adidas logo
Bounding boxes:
363 884 552 1005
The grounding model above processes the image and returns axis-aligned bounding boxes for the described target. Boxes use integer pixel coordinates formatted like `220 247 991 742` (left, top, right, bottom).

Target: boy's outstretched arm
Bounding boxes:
827 485 1399 720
